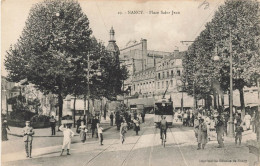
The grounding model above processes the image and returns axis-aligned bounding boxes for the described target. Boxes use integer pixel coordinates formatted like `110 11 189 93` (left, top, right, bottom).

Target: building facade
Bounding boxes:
120 38 171 94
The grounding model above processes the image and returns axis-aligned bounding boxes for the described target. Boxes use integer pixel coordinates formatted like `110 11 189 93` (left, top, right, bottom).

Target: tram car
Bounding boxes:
154 99 174 127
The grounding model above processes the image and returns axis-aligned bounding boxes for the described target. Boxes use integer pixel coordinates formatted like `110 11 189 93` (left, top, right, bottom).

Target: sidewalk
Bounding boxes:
7 117 112 137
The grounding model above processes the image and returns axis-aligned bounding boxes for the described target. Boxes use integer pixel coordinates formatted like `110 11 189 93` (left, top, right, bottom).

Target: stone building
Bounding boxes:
120 38 171 95
155 49 184 98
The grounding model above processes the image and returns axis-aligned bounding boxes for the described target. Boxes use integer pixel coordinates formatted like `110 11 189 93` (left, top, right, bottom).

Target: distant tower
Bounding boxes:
106 27 120 55
106 27 121 96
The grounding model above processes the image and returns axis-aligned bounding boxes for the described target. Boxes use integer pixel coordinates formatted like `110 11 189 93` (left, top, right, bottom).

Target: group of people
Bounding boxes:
76 116 103 145
174 109 195 127
193 110 258 150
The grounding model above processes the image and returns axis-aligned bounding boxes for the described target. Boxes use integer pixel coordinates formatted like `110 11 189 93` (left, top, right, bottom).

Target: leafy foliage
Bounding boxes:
182 0 260 110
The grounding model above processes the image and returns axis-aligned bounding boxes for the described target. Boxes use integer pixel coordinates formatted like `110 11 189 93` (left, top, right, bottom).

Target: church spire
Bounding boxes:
109 26 115 42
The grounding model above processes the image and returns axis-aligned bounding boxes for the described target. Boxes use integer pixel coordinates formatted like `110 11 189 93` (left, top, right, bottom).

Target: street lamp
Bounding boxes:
214 26 234 137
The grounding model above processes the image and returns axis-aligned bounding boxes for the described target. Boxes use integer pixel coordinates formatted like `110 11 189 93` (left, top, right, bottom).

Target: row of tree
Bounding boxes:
182 0 260 118
5 0 128 124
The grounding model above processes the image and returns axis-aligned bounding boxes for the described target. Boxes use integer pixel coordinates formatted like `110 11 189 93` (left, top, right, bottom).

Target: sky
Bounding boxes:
1 0 225 76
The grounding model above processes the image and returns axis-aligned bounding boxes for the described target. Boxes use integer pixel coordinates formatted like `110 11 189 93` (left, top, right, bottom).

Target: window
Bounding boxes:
170 80 173 87
171 70 173 76
158 73 161 79
167 71 169 78
162 72 165 79
177 70 181 76
166 81 168 87
158 82 160 89
133 84 135 91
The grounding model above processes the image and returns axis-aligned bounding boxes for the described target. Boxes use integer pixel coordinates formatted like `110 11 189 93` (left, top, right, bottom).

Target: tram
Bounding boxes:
154 99 174 126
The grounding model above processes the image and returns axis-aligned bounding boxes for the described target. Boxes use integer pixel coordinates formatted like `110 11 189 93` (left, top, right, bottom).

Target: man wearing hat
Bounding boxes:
22 121 35 158
215 116 224 148
197 118 208 150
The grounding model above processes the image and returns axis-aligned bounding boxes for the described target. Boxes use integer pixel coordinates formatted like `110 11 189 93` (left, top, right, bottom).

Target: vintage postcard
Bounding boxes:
1 0 260 166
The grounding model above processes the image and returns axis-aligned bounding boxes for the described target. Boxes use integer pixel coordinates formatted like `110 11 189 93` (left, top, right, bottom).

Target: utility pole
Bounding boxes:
228 26 235 137
87 53 90 116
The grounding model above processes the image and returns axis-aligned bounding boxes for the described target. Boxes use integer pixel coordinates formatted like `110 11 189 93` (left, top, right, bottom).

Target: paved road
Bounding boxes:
2 115 258 166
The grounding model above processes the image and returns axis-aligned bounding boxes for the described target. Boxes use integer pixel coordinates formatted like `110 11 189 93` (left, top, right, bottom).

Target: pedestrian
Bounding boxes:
120 120 128 144
194 117 199 140
215 116 224 148
59 123 74 156
82 115 87 125
252 112 256 133
197 118 208 150
91 116 98 138
191 113 195 127
76 116 82 133
141 112 145 123
97 123 104 145
22 121 35 158
134 111 137 120
79 121 87 143
187 112 191 126
2 120 10 141
205 115 211 141
133 117 140 135
235 122 244 145
243 112 251 130
110 112 114 126
116 111 121 130
234 113 242 127
183 111 188 126
49 116 56 136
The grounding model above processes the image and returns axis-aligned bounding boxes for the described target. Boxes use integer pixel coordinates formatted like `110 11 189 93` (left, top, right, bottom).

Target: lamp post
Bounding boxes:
214 26 234 137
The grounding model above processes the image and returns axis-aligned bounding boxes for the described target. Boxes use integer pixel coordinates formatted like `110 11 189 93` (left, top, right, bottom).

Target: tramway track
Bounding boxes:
169 127 189 166
82 118 154 166
120 120 155 166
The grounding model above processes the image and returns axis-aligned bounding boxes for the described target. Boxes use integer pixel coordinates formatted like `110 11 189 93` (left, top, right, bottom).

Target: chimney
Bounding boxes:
141 39 147 70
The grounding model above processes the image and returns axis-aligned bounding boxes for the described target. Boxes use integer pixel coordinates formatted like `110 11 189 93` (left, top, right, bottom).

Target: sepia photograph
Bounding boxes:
1 0 260 165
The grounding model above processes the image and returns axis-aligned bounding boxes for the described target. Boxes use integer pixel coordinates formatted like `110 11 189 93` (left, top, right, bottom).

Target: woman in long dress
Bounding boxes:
244 112 252 130
2 120 10 141
133 117 140 135
79 121 87 143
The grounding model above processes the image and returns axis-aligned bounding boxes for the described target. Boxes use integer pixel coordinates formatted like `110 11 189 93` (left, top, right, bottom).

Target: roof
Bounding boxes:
106 41 120 54
134 67 155 75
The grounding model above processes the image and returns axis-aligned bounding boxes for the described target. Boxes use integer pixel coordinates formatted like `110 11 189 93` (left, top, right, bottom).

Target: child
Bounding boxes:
79 121 87 143
59 124 74 155
97 123 104 145
235 122 244 145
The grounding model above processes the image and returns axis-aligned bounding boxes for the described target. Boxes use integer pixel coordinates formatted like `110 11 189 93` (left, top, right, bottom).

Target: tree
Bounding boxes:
5 0 93 125
182 0 260 115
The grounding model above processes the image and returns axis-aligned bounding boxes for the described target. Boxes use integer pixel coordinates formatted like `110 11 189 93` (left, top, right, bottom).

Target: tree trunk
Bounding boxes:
217 94 220 110
58 93 63 131
104 102 107 120
239 88 245 120
213 89 217 109
221 93 224 107
92 99 95 116
84 95 86 115
73 96 76 127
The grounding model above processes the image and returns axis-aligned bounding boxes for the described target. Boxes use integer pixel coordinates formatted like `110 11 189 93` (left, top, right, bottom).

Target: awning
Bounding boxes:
126 98 155 107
